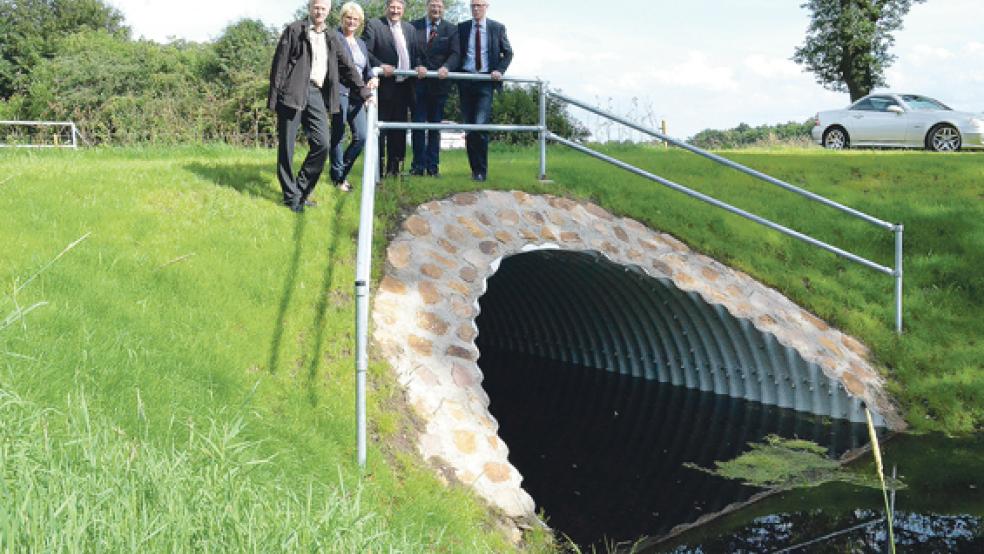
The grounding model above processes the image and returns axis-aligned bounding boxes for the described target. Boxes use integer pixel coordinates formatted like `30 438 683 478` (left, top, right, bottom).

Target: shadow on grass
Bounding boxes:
267 215 307 375
305 195 349 406
185 161 281 204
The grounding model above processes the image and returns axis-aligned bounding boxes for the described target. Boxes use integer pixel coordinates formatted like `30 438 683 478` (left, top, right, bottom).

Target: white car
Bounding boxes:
811 93 984 151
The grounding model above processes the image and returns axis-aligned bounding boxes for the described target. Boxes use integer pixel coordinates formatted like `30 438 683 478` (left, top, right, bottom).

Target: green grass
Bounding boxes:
0 143 981 549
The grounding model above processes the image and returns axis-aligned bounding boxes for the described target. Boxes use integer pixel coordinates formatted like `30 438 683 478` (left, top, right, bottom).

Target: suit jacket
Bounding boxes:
411 17 460 96
335 30 372 98
457 18 513 89
361 17 422 77
267 20 369 112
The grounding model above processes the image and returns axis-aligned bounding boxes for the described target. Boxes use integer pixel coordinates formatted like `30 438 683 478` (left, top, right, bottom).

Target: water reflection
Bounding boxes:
478 349 872 549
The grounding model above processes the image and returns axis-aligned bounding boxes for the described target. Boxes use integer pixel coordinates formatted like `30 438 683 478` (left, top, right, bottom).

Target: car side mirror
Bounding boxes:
887 105 905 115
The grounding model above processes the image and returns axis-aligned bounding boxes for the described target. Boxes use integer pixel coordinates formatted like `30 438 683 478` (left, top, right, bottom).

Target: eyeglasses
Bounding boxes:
469 3 488 8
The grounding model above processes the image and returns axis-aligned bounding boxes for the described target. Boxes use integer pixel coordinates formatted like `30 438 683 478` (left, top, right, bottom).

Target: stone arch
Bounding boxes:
372 190 903 519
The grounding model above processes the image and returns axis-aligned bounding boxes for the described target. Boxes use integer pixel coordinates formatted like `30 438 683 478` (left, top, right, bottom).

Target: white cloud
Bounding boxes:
647 51 738 92
743 54 801 79
908 44 954 65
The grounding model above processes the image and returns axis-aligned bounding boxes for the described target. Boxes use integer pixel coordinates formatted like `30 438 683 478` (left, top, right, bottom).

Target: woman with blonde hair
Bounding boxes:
329 1 377 191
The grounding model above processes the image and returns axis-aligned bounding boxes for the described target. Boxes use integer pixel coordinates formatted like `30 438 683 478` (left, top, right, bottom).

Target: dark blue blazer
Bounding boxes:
457 18 513 88
412 17 461 95
335 30 372 98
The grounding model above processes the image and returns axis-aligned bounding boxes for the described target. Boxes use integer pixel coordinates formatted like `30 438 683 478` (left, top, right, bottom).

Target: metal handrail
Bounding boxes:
354 71 905 468
0 120 78 149
549 92 896 231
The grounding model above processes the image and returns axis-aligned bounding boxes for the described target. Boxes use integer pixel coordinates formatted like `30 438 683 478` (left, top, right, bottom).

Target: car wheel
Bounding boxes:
822 127 849 150
927 124 962 152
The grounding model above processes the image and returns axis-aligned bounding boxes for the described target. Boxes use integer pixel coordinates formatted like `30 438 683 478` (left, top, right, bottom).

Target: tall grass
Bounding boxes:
0 386 441 552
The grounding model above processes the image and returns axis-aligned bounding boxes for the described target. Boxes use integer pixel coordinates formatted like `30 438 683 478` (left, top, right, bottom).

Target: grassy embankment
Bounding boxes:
0 144 980 550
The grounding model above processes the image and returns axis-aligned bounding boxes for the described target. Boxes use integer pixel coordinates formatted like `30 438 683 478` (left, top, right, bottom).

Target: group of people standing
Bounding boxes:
268 0 513 213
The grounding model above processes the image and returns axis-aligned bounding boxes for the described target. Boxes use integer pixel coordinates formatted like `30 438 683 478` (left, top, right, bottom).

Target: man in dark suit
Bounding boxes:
362 0 424 177
268 0 370 212
409 0 460 177
457 0 512 182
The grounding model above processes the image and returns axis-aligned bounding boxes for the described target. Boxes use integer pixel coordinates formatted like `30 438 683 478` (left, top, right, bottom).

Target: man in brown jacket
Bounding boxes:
268 0 372 212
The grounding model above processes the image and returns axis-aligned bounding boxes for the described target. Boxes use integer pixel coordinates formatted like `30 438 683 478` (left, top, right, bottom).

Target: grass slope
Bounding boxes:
0 144 981 549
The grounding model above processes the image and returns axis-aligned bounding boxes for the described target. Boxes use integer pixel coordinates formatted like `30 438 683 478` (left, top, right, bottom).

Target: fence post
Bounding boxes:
355 87 381 468
895 224 904 335
538 81 548 180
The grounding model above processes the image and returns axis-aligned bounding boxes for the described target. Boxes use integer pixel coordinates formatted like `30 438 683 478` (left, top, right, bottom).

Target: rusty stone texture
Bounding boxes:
459 266 478 282
457 323 477 342
417 312 450 335
701 267 721 281
418 281 441 304
561 231 582 243
404 215 431 237
484 463 512 483
457 216 488 238
479 241 500 255
613 226 629 242
444 223 467 242
497 209 520 225
454 430 477 454
540 227 558 241
453 192 478 206
387 241 412 268
408 335 433 357
437 238 458 254
584 202 613 220
379 275 407 294
447 344 476 360
420 263 445 279
803 311 830 331
523 211 546 225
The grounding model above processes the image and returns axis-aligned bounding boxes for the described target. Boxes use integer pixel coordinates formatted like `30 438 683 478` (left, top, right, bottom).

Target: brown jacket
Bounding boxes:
268 20 370 113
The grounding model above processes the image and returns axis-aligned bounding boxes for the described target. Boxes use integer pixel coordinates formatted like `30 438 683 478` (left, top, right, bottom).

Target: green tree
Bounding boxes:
792 0 925 101
24 30 215 144
291 0 466 29
207 19 278 145
0 0 128 98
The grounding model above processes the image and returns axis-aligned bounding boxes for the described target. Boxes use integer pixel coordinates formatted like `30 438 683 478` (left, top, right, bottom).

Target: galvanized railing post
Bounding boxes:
895 224 904 335
355 84 381 468
538 81 547 180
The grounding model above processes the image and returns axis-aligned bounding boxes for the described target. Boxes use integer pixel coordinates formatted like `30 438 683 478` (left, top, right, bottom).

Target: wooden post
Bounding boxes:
661 120 668 148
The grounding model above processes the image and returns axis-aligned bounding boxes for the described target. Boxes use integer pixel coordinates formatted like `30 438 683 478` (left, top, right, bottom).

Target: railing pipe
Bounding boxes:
548 133 895 276
548 92 896 231
377 122 540 133
538 82 548 179
895 225 904 335
388 68 541 84
355 88 381 468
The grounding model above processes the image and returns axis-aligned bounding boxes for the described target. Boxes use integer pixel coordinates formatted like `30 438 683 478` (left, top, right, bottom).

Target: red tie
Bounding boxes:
428 27 437 48
474 23 482 72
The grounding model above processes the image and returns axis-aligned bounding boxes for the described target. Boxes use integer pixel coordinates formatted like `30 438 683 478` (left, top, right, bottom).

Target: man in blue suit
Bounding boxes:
457 0 513 182
410 0 460 177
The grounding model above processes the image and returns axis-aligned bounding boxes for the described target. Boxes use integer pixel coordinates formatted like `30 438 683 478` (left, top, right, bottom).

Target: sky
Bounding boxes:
106 0 984 139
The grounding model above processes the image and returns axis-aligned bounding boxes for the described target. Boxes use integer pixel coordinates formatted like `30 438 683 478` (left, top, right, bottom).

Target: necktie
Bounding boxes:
392 23 410 82
474 23 482 72
428 27 437 48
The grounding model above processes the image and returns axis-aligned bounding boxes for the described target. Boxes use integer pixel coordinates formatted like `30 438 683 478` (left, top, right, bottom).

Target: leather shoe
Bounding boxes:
409 168 425 176
427 169 440 178
289 202 304 213
471 173 486 182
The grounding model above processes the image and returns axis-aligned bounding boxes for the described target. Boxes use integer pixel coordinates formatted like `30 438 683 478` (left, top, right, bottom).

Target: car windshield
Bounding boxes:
850 96 901 112
901 95 951 111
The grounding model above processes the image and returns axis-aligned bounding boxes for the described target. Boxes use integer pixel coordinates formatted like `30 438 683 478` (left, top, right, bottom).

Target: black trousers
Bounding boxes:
377 77 414 175
276 83 330 206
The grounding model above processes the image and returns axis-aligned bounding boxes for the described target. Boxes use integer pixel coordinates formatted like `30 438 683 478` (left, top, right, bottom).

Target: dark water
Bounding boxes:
478 349 984 552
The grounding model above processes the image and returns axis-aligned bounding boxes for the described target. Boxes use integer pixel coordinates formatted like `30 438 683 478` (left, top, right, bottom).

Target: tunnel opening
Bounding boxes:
475 249 877 546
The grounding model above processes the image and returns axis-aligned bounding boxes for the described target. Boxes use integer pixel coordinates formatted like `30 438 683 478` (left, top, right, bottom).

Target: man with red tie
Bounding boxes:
363 0 425 177
457 0 513 182
410 0 460 177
